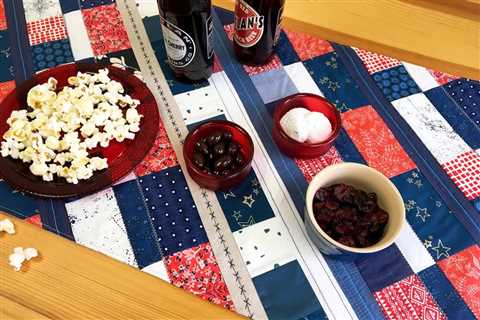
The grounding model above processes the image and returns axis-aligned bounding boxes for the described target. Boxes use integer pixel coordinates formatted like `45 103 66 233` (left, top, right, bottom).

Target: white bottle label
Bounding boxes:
160 17 196 68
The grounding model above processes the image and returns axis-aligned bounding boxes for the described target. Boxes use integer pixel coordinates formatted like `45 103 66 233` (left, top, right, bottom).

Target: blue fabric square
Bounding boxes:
418 264 475 319
31 39 74 72
138 166 208 256
425 87 480 149
251 67 297 104
0 31 14 82
79 0 115 9
299 308 328 320
143 15 163 44
356 244 413 292
216 170 275 233
0 181 39 218
186 114 226 132
372 65 421 102
334 129 366 164
37 199 74 240
474 199 480 213
59 0 80 13
253 260 324 320
443 78 480 126
150 40 209 95
113 180 163 268
303 51 369 110
391 169 475 261
276 31 300 66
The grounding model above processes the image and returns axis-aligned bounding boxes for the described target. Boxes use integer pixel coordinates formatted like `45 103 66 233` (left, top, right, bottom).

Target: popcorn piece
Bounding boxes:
0 218 15 234
9 247 39 271
126 108 142 124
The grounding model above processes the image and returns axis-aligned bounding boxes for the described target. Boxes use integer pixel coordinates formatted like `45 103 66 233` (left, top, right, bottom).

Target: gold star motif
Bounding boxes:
242 194 255 208
223 190 236 199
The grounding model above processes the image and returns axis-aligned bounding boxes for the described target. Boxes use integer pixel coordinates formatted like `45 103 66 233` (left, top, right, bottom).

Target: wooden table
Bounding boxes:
1 1 479 319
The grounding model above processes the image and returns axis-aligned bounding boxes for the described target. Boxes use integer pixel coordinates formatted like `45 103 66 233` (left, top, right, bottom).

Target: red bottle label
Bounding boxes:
233 0 264 48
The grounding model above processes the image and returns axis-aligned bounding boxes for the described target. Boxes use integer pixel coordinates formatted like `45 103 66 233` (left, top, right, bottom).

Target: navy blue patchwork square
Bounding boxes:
59 0 80 13
304 52 369 110
143 16 163 44
80 0 115 9
0 181 39 218
215 6 234 25
32 39 74 72
418 265 475 319
0 31 14 82
253 260 324 320
443 78 480 126
138 166 208 256
391 169 475 261
113 180 163 268
275 31 300 66
334 129 366 164
356 244 413 292
216 170 275 233
372 65 421 102
150 40 209 95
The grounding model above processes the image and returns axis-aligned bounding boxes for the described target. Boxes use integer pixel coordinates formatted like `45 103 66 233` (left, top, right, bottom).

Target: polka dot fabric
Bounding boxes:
353 47 401 74
31 39 74 72
372 65 421 102
139 166 208 256
443 79 480 126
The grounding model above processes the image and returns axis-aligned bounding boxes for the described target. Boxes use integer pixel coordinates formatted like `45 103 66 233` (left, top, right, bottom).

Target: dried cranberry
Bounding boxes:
337 236 356 247
314 188 329 202
333 184 355 203
324 198 340 210
335 223 355 235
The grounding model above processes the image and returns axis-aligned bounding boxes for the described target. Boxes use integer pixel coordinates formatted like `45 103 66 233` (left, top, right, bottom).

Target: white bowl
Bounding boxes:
305 162 405 256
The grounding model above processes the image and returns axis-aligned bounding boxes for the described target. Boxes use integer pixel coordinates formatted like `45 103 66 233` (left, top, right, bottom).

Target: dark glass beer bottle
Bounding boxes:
158 0 213 81
233 0 285 65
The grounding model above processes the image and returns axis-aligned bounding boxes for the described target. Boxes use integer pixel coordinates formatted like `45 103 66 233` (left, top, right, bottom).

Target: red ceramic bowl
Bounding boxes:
272 93 342 159
183 120 254 191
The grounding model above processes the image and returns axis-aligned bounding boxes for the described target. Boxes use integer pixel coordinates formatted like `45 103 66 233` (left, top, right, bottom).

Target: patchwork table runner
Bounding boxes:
1 1 479 319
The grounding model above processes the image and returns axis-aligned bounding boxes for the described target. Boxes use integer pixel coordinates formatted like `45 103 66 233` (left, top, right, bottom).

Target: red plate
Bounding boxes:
0 63 159 198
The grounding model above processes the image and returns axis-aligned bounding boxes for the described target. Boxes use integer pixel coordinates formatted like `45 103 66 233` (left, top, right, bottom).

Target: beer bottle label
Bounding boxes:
160 17 196 68
233 0 264 48
206 15 214 59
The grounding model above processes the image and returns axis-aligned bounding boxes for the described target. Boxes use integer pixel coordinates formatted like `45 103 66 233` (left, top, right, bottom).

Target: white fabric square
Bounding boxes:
395 222 435 273
23 0 62 22
175 85 225 125
65 188 137 267
135 0 159 18
141 260 170 282
233 217 297 278
402 62 439 92
63 11 95 60
392 93 471 163
284 62 324 97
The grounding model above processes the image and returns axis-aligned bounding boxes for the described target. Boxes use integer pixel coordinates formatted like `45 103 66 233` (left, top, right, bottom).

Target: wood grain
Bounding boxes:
0 212 244 320
213 0 480 80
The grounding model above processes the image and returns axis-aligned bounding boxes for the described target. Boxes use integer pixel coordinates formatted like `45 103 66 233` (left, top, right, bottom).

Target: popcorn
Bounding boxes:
1 69 143 184
0 218 15 234
9 247 38 271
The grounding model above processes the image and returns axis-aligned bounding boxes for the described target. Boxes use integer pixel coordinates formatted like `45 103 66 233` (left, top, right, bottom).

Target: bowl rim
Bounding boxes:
183 120 254 181
306 162 405 254
273 93 342 147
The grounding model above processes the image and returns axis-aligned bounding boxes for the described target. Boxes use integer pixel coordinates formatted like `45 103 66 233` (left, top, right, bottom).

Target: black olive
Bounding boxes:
213 142 226 156
206 132 223 146
195 141 209 155
214 155 233 172
227 141 240 155
223 131 233 141
193 152 206 169
235 153 245 165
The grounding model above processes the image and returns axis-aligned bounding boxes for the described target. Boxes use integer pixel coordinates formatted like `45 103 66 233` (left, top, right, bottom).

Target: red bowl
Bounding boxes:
183 120 254 191
272 93 341 159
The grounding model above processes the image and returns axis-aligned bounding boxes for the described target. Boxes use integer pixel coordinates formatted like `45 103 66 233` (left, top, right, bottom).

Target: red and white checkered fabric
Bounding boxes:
441 151 480 200
353 48 401 74
26 16 67 46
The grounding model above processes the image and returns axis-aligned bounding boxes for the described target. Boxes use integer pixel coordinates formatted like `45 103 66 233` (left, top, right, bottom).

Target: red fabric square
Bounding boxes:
82 4 131 56
374 274 446 320
353 48 401 74
27 16 67 45
428 69 459 86
164 242 235 310
0 0 6 30
223 24 282 76
0 81 15 103
441 151 480 200
284 28 333 61
25 214 42 228
342 105 416 178
134 119 178 177
295 147 343 182
437 245 480 318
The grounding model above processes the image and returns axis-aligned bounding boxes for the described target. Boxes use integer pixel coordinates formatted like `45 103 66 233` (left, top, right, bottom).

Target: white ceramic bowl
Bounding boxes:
305 162 405 257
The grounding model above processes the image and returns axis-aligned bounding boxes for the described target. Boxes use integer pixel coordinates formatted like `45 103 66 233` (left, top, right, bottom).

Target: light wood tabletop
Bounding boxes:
215 0 480 80
0 212 244 320
1 1 479 319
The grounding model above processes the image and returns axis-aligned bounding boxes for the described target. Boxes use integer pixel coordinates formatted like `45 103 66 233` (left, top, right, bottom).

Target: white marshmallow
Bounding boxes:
305 112 332 143
279 108 311 143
